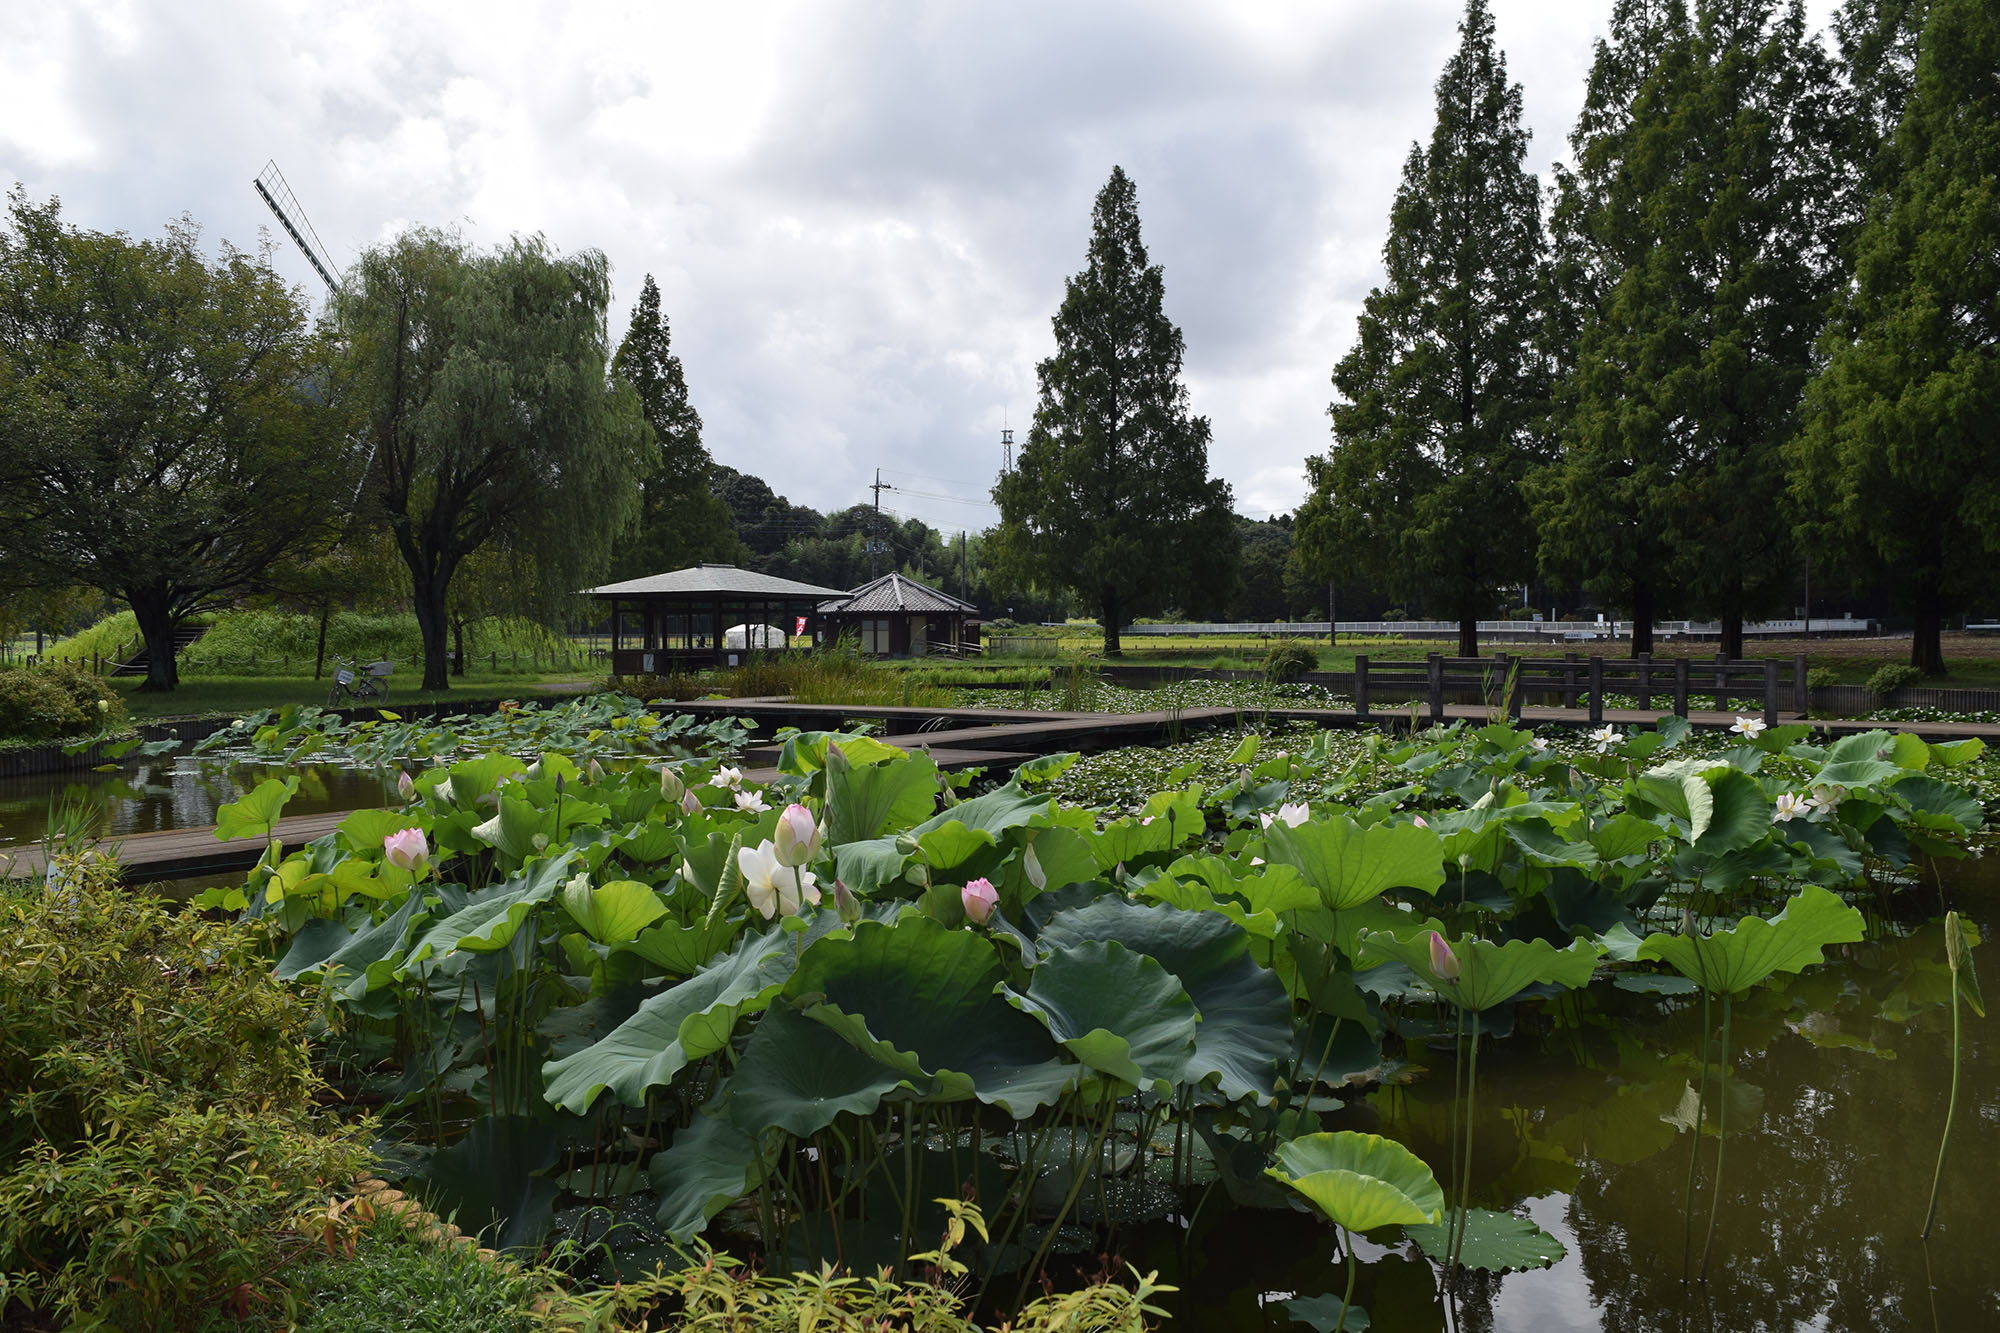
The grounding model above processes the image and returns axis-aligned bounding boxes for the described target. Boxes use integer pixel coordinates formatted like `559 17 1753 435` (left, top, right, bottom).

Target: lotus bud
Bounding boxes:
397 770 416 803
1428 931 1460 982
588 758 607 785
1023 839 1047 891
1945 910 1967 975
383 827 429 873
774 803 821 867
555 772 566 795
659 765 685 803
961 877 999 925
833 878 862 925
680 787 702 815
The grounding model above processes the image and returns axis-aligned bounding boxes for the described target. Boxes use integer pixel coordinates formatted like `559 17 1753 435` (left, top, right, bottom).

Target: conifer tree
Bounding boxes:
1307 0 1551 659
1791 0 1999 675
611 274 735 575
991 166 1236 657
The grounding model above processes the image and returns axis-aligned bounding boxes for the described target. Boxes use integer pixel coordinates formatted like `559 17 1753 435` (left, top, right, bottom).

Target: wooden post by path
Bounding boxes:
1714 652 1729 713
1427 653 1445 725
1354 656 1370 718
1793 654 1809 718
1588 656 1605 725
1563 654 1580 710
1674 659 1690 717
1636 652 1653 711
1763 660 1779 729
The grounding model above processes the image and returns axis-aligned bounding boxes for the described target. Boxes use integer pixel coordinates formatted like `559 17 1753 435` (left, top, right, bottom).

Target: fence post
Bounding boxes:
1763 659 1779 729
1636 652 1652 711
1562 653 1580 710
1793 653 1808 718
1674 658 1690 717
1427 653 1445 724
1714 652 1729 712
1353 656 1370 718
1588 655 1604 725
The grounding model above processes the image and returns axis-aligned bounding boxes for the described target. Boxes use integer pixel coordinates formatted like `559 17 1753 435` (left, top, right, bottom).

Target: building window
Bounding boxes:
861 619 891 655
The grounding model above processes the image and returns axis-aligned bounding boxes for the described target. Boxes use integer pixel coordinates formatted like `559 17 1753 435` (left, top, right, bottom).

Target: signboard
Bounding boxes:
795 616 808 636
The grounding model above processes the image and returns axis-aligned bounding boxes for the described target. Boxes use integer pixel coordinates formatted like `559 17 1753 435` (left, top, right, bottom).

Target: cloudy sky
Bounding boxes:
3 0 1841 535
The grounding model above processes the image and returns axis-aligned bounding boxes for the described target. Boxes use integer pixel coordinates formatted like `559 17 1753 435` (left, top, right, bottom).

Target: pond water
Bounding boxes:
1120 859 1998 1332
0 755 394 854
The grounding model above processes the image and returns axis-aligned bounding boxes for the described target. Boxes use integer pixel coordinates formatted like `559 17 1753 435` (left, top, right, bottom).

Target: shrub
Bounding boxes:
290 1215 548 1333
1380 608 1407 622
0 856 369 1329
1806 666 1840 692
0 662 123 743
41 610 141 668
1264 640 1320 683
1867 663 1924 700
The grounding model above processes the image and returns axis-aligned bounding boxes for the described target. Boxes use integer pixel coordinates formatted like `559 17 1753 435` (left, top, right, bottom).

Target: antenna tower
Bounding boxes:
1002 426 1014 473
252 160 338 294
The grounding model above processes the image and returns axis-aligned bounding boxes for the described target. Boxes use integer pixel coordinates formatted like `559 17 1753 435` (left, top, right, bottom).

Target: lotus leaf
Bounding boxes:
650 1111 770 1242
1283 1295 1371 1332
826 748 940 845
1407 1207 1565 1271
1357 930 1600 1010
213 775 299 841
620 915 738 975
718 1003 913 1137
1261 815 1446 910
335 807 420 855
1635 884 1865 995
1266 1131 1444 1232
563 877 669 945
1008 939 1197 1095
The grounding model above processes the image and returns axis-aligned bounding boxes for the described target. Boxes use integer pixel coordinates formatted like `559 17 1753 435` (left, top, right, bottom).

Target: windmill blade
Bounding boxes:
253 159 339 293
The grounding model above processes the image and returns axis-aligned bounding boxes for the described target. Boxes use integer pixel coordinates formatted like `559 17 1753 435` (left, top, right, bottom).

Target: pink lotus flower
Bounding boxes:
397 771 416 803
774 803 821 867
383 827 429 873
680 788 702 815
1428 931 1461 982
961 878 999 925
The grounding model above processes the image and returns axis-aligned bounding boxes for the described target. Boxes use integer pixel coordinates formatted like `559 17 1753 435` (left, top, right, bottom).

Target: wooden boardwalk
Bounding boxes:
12 695 2000 887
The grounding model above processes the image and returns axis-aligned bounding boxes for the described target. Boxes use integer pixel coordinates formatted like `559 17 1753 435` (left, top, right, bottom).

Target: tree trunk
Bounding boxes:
127 589 180 692
413 572 452 691
451 614 466 677
1720 613 1743 663
1629 579 1655 658
1100 586 1122 658
1457 612 1478 660
1911 597 1946 676
313 601 330 681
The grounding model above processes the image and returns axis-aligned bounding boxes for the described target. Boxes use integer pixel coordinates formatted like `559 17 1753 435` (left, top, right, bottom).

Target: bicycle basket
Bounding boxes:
367 660 394 677
334 667 355 685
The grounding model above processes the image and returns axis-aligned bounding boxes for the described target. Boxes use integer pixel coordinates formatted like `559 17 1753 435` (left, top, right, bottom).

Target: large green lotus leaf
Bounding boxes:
1283 1295 1371 1332
609 820 679 865
1036 898 1292 1103
1266 1131 1444 1232
1778 819 1865 881
1501 818 1600 869
543 925 797 1112
1356 930 1601 1010
1815 758 1907 790
1635 884 1865 995
620 915 739 975
563 877 669 945
402 853 577 972
1141 875 1281 940
443 754 526 811
926 779 1055 841
1008 939 1196 1095
1693 768 1771 855
826 749 940 845
1167 852 1317 917
719 1003 911 1137
277 889 431 989
1591 813 1667 862
471 793 557 865
1262 815 1446 910
791 916 1073 1115
650 1112 770 1242
916 820 997 873
335 807 420 856
1085 814 1179 871
213 776 299 841
1890 775 1985 834
1406 1208 1565 1272
1022 826 1099 894
1929 738 1985 768
416 1114 560 1252
777 730 908 776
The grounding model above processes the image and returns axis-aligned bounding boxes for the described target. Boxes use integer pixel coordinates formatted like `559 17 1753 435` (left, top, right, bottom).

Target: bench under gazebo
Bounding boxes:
818 571 980 657
585 564 846 675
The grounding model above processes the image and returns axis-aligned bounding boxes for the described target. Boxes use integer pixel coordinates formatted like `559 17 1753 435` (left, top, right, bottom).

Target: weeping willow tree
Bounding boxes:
337 229 651 691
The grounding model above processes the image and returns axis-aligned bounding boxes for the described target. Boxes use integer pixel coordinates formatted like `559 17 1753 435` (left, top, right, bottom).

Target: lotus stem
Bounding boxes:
1446 998 1467 1282
1337 1225 1360 1332
1681 936 1713 1283
1920 919 1965 1240
1449 1020 1481 1276
1699 992 1732 1281
1015 1087 1118 1310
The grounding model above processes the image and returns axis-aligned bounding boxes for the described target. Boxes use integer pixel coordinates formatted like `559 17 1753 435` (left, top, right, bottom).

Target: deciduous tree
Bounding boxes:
991 167 1236 657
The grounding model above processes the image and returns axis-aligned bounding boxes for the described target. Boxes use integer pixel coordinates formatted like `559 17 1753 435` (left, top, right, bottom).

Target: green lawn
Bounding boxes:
111 670 600 722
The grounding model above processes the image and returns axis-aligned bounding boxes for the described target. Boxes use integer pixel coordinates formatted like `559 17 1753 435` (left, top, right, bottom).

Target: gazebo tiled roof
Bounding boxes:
585 564 846 599
821 571 979 615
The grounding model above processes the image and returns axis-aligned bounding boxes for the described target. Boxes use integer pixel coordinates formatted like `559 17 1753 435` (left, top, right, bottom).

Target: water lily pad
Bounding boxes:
1284 1294 1371 1332
1406 1207 1565 1271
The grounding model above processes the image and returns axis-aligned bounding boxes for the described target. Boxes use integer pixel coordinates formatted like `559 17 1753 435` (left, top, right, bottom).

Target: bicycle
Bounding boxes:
327 656 393 708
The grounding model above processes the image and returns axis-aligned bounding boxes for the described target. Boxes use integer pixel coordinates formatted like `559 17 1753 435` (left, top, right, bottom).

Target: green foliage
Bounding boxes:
1264 640 1320 683
1806 666 1840 691
1868 663 1924 699
0 855 367 1328
291 1217 548 1333
41 610 139 666
1310 0 1551 656
181 608 573 677
991 166 1238 657
0 661 123 742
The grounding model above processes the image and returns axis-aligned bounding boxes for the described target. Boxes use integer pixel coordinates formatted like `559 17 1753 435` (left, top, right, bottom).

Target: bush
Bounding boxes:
289 1216 547 1333
1380 608 1407 622
1806 666 1840 692
1263 640 1320 683
0 662 123 743
1867 663 1924 699
0 856 368 1329
41 610 139 667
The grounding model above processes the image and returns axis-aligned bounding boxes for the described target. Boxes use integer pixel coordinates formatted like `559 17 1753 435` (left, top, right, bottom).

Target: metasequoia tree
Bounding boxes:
991 167 1236 657
338 229 649 691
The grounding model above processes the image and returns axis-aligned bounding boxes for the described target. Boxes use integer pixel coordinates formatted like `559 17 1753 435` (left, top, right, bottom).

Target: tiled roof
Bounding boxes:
821 571 978 615
584 564 847 599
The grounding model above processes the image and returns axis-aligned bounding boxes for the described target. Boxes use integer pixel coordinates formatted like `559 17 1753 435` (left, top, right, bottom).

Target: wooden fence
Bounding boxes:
1351 653 1807 726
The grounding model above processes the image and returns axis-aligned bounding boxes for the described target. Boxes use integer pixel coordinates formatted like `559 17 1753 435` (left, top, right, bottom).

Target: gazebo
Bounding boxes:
818 571 980 657
585 564 846 675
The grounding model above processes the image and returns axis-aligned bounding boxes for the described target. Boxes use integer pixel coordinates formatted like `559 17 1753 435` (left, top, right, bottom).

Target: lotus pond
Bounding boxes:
97 713 2000 1329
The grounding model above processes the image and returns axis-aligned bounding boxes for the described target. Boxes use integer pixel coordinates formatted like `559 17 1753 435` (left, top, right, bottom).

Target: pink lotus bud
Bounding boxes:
961 877 999 925
1428 931 1460 982
397 771 416 803
383 827 429 873
774 803 821 867
659 766 685 803
588 758 607 785
680 788 701 815
833 878 862 925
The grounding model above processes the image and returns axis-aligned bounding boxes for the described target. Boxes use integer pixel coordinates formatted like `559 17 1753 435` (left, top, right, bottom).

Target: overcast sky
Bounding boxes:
3 0 1841 535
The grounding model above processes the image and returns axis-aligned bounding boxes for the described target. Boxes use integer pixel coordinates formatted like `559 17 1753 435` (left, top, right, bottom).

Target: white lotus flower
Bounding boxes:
1260 802 1309 829
1530 736 1551 752
1807 784 1845 816
734 789 770 814
709 765 743 790
738 839 819 919
1590 725 1620 753
1730 716 1767 740
1773 792 1807 822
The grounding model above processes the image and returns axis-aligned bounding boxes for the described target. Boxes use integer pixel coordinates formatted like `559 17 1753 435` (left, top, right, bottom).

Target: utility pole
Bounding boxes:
959 531 968 601
870 469 895 578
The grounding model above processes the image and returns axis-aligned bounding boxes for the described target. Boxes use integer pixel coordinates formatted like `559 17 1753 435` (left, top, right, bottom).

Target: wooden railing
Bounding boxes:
1353 653 1809 727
